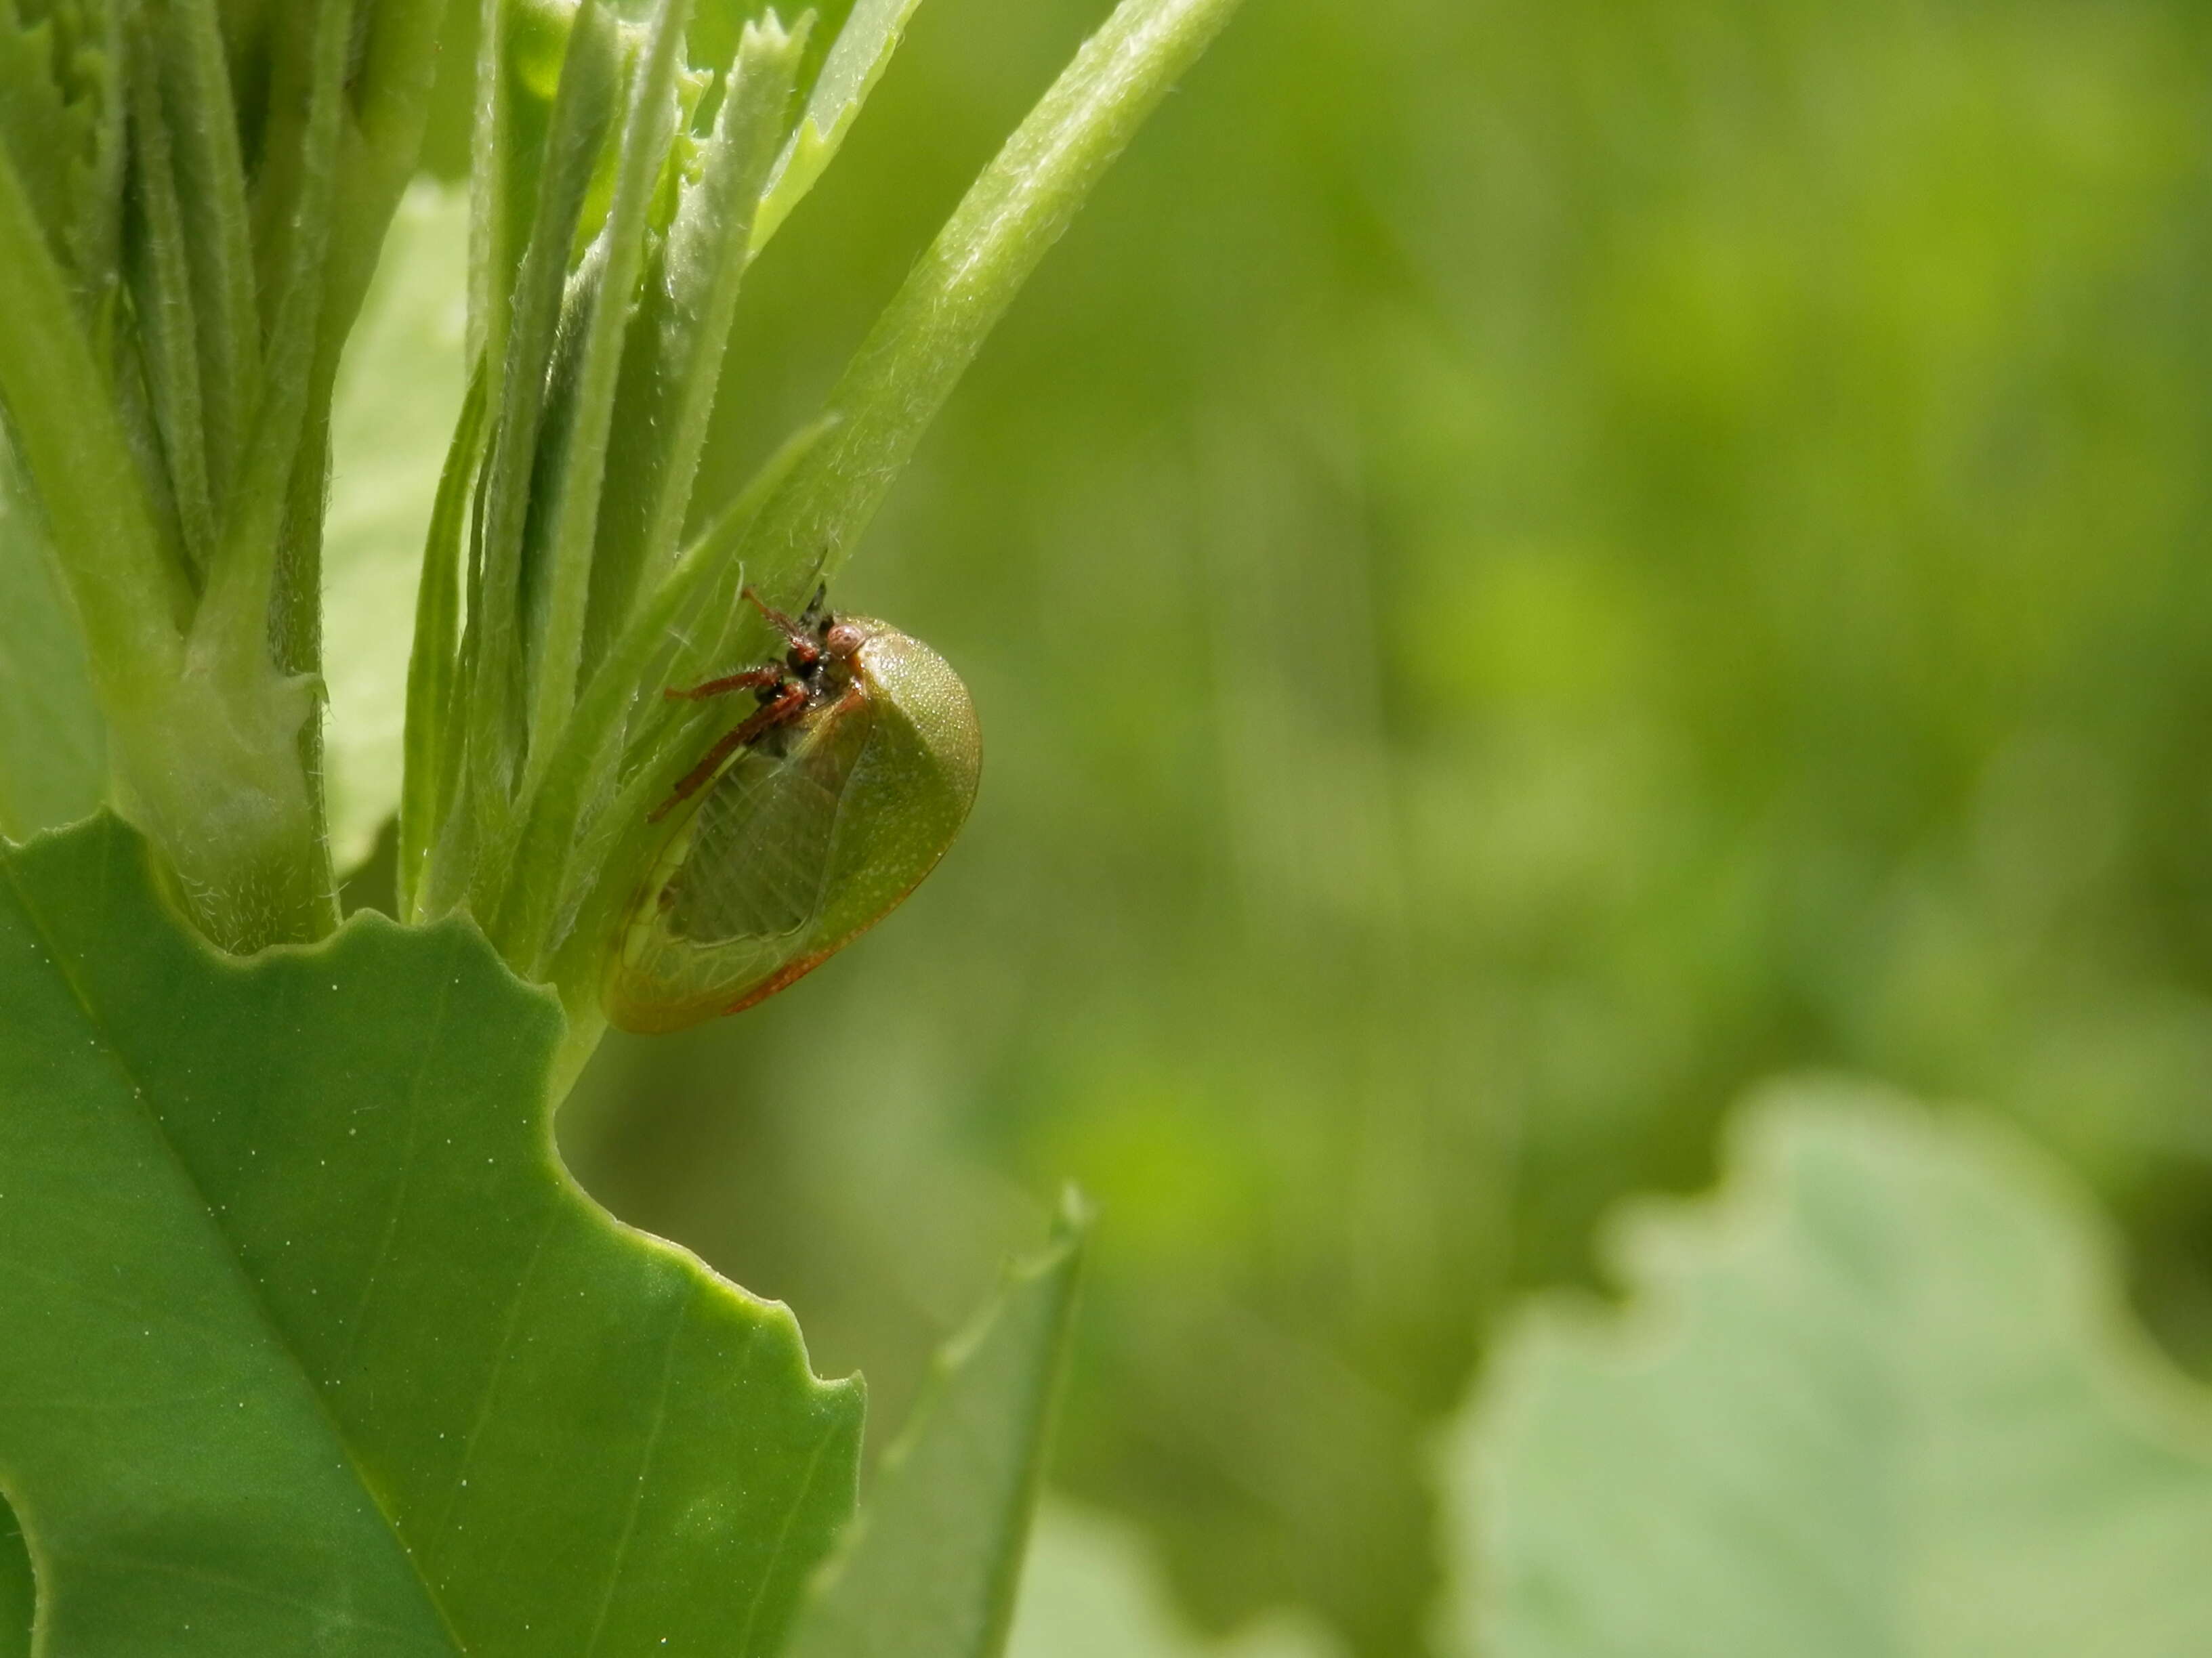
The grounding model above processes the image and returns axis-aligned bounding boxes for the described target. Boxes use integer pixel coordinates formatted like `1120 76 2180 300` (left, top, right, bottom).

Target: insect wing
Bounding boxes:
664 710 857 947
605 692 874 1032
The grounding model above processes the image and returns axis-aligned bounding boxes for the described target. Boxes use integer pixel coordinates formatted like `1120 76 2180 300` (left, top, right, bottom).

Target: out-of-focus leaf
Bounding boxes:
1444 1084 2212 1658
325 181 469 872
0 438 102 840
784 1197 1089 1658
0 815 860 1654
1009 1504 1347 1658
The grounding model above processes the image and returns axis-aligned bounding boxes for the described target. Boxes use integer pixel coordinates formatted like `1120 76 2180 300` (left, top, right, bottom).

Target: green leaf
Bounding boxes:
0 440 104 841
522 0 694 784
144 0 257 512
579 12 806 685
689 0 845 100
325 181 472 874
0 815 862 1653
192 0 350 669
0 7 79 265
318 0 455 368
1445 1084 2212 1658
398 365 490 924
0 119 184 677
698 0 1246 677
467 0 625 817
121 29 217 578
749 0 927 255
0 0 124 295
467 0 519 390
1008 1505 1346 1658
782 1196 1089 1658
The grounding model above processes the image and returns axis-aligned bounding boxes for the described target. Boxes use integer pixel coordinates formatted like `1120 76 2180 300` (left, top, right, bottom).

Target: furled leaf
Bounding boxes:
123 33 218 578
468 0 625 813
523 0 1247 1023
0 438 102 841
1008 1504 1347 1658
522 0 696 780
0 9 76 260
325 182 471 874
689 0 852 102
398 367 489 923
196 0 351 664
314 0 455 385
0 0 123 290
0 87 184 686
1445 1084 2212 1658
782 1197 1089 1658
703 0 1247 668
0 815 861 1654
143 0 256 517
750 0 925 253
579 14 805 684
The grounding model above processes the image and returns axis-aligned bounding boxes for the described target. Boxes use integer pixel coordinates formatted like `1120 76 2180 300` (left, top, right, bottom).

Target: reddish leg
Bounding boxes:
743 586 811 647
649 682 810 823
663 666 784 702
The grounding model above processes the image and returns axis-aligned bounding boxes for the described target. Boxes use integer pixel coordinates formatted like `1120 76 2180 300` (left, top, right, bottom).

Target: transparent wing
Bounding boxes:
665 695 872 947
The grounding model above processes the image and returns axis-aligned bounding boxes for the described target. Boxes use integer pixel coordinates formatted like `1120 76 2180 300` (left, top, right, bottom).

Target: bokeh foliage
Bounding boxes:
410 0 2212 1651
1450 1088 2212 1658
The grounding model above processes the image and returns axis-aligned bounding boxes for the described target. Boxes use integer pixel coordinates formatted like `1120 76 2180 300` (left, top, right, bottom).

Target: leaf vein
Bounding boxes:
580 1278 692 1656
737 1393 846 1657
0 842 467 1642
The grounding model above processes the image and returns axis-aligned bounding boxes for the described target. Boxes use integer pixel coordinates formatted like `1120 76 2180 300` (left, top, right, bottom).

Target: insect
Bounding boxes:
603 587 982 1034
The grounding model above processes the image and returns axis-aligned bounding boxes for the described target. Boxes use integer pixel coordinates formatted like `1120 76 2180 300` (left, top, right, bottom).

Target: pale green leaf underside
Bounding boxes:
1008 1505 1347 1658
1448 1084 2212 1658
0 438 103 842
325 182 472 873
783 1200 1087 1658
0 815 860 1655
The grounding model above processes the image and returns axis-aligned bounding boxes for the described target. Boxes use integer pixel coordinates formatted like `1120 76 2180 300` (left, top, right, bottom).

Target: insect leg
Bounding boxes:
724 680 812 750
664 667 785 702
648 683 812 824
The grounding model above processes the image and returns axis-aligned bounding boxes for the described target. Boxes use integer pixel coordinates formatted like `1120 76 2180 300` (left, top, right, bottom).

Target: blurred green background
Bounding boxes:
422 0 2212 1651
